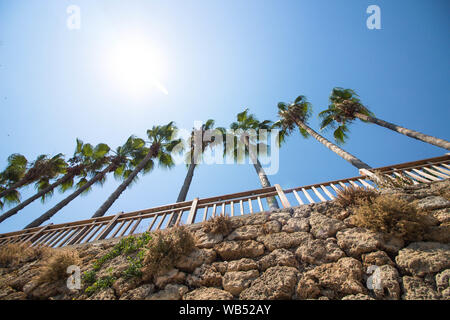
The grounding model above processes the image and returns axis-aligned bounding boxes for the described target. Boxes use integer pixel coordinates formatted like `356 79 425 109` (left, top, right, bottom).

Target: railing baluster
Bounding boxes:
230 202 234 217
293 189 304 205
240 200 244 215
202 206 209 221
320 184 335 200
212 204 217 218
311 186 326 202
411 168 440 181
302 188 315 204
257 197 263 212
248 199 253 214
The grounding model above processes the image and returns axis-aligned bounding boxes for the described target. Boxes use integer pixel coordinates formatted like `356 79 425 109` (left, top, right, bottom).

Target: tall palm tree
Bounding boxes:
277 95 372 170
176 119 226 203
91 122 182 218
23 138 137 229
0 153 45 199
320 88 450 150
168 120 225 226
0 141 109 224
229 109 280 210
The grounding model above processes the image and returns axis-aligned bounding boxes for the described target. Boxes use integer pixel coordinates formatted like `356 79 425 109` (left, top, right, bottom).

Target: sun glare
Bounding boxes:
108 37 169 96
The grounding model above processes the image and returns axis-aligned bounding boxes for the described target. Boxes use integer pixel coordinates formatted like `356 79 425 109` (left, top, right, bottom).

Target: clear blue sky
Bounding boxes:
0 0 449 233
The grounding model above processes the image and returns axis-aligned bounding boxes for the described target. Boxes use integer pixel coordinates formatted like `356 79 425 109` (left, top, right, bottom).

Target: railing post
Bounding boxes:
186 198 199 225
28 224 53 245
95 212 122 241
275 184 291 208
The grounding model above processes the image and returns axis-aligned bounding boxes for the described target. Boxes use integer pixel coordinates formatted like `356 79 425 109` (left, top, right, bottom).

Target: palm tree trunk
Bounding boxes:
354 112 450 151
168 163 197 227
294 119 372 170
0 173 74 224
91 145 159 218
0 180 29 199
244 137 279 210
24 163 115 229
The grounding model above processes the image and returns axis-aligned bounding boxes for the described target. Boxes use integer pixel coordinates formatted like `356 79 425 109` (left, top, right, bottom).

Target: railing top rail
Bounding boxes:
367 155 449 173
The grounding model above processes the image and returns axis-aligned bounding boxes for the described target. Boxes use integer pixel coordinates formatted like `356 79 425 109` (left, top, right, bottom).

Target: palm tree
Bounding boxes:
0 141 109 224
177 119 226 203
229 109 280 210
168 120 225 226
277 95 372 170
23 139 123 229
0 154 37 199
91 122 182 218
320 88 450 150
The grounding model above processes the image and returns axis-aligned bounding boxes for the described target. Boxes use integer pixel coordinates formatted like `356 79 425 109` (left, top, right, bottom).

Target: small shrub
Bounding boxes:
203 215 233 235
141 226 195 281
85 275 116 296
351 194 433 242
92 232 151 271
0 242 47 267
335 186 379 208
82 270 97 286
36 249 80 284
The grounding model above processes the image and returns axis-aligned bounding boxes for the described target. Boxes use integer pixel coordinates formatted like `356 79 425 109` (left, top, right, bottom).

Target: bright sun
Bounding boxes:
108 37 169 96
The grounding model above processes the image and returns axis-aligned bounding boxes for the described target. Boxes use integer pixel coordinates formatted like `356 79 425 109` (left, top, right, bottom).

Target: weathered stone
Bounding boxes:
296 277 321 300
175 248 217 273
154 268 186 288
227 258 258 272
414 196 450 211
146 284 188 300
432 208 450 224
401 276 440 300
268 211 292 224
223 270 259 296
292 205 313 218
87 288 116 300
309 213 346 239
186 264 222 288
258 249 298 271
368 265 401 300
395 242 450 276
295 238 345 265
435 269 450 299
336 228 384 258
214 240 265 260
194 230 223 249
24 280 69 300
112 277 142 297
96 255 129 279
424 223 450 243
341 294 375 300
119 284 155 300
256 232 312 251
282 218 310 233
361 251 395 269
212 261 228 275
184 287 233 300
240 266 299 300
241 213 270 226
380 236 404 255
262 220 282 234
226 224 263 241
297 257 366 299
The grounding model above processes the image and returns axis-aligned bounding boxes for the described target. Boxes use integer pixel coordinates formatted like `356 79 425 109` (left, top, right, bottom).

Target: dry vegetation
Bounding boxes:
141 226 194 281
0 242 47 267
335 184 434 242
350 194 433 242
202 215 233 235
368 171 415 189
335 186 379 208
35 249 80 285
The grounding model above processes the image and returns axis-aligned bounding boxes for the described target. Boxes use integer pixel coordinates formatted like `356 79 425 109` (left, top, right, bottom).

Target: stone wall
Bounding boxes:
1 180 449 300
